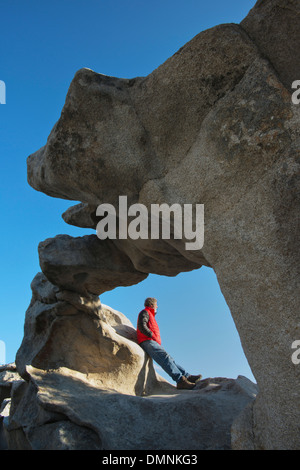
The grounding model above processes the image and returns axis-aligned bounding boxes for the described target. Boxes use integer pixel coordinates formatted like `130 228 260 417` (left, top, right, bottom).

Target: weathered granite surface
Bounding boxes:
1 362 257 450
8 0 300 449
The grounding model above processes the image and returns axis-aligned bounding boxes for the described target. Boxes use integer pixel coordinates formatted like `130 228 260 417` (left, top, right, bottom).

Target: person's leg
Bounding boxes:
140 340 189 383
175 363 190 379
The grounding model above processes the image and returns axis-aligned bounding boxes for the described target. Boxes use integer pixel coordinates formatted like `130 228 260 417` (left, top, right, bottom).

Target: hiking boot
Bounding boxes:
187 374 202 383
176 376 195 390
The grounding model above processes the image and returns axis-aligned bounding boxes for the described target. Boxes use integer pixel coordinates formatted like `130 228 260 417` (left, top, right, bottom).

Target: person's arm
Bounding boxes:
137 310 153 338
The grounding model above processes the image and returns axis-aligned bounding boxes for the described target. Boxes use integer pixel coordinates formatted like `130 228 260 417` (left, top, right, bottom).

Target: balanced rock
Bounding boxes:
38 235 148 296
16 272 170 397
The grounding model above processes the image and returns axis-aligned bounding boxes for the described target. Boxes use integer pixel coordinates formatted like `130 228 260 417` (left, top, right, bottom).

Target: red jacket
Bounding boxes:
136 306 161 345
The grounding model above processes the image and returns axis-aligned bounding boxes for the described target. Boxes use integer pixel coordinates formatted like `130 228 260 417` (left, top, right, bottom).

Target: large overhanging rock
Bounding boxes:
38 235 148 295
27 23 259 206
38 235 203 295
17 0 300 449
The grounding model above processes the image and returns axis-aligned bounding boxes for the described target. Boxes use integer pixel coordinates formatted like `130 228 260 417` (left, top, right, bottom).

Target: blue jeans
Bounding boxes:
140 340 189 383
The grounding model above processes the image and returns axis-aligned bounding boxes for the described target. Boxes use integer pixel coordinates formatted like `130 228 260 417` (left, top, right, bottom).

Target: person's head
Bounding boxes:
144 297 158 312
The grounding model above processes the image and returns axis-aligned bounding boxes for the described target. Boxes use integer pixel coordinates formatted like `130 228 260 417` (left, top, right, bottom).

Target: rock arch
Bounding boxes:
6 0 300 449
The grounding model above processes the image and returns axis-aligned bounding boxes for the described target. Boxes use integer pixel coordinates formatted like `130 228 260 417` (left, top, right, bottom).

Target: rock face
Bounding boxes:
38 235 149 296
15 272 169 397
1 363 257 450
0 364 23 450
241 0 300 89
2 274 258 450
9 0 300 449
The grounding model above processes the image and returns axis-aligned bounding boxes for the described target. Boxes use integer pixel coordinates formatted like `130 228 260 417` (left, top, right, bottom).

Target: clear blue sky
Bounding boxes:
0 0 257 382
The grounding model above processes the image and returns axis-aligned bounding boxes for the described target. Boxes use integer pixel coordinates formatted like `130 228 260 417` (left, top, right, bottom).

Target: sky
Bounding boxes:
0 0 257 383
